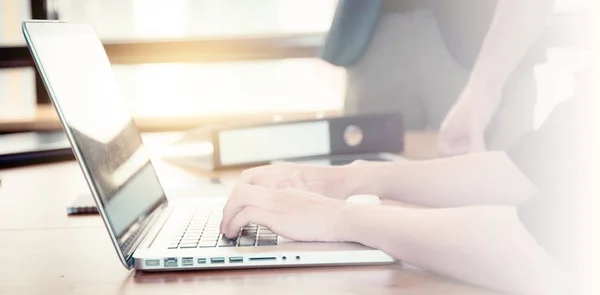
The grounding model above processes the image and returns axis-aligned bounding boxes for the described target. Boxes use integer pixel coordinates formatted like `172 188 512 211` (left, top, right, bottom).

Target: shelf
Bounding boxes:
0 105 341 133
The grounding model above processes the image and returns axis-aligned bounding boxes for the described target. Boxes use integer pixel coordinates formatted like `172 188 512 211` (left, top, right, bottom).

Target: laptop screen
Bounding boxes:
23 22 167 256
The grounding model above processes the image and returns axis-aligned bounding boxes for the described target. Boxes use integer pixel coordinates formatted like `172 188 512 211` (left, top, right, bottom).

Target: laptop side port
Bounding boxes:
248 257 276 262
197 258 207 264
210 257 225 264
164 257 178 267
182 257 194 266
229 257 243 263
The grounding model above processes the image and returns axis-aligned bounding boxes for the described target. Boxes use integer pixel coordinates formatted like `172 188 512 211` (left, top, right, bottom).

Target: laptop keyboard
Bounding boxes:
168 209 278 249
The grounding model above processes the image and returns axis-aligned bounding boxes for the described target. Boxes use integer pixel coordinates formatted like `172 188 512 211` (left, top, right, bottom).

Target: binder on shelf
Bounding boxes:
162 113 405 171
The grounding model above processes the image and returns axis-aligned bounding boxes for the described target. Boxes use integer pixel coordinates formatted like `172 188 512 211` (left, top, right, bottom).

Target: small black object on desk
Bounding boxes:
0 131 73 169
66 193 98 215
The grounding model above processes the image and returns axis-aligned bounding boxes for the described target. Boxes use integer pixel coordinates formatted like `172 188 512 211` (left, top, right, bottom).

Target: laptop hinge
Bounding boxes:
124 201 169 267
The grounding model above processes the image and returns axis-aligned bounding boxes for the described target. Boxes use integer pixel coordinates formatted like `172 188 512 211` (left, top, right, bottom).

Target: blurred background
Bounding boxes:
0 0 591 132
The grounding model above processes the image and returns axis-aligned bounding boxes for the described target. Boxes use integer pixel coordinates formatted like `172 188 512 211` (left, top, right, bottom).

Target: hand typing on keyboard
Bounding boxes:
169 211 279 249
220 171 350 242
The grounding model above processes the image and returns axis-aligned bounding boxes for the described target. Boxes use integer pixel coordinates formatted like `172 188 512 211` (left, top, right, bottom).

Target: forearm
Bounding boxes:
337 204 567 294
352 151 537 207
468 0 554 92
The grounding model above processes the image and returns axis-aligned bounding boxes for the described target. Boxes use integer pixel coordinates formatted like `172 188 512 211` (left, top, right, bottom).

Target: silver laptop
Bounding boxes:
22 20 395 271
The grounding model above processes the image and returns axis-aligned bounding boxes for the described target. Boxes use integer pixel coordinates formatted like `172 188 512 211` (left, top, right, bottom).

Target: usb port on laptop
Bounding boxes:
229 257 243 263
182 257 194 266
210 257 225 264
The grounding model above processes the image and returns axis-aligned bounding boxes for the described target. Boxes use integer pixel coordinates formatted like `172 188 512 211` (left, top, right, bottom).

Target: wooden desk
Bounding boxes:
0 132 504 295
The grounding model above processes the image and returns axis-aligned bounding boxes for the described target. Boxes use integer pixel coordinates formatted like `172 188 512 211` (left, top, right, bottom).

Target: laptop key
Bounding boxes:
181 238 198 243
240 231 256 237
202 230 221 236
238 236 256 246
181 240 199 245
181 237 199 241
258 238 277 244
200 236 219 241
198 241 217 248
257 239 277 246
179 245 197 249
202 231 220 236
217 237 237 247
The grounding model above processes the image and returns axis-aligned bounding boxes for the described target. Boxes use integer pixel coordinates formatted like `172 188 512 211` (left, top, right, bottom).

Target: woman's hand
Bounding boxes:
220 172 349 242
437 86 500 157
237 162 370 200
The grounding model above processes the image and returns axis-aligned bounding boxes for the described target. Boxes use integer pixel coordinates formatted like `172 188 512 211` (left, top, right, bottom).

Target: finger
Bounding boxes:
238 166 266 185
290 171 310 190
220 184 276 233
225 206 275 238
239 164 288 189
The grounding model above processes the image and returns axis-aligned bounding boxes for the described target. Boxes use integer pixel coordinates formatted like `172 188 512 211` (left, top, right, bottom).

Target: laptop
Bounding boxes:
22 20 395 271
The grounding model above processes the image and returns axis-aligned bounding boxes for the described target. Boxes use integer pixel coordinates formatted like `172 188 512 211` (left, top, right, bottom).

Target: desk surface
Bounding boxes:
0 132 504 295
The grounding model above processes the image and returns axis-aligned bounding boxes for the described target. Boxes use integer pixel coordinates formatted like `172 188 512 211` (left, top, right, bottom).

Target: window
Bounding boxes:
0 0 36 118
65 0 343 119
112 59 344 118
54 0 337 40
0 0 593 131
1 0 342 124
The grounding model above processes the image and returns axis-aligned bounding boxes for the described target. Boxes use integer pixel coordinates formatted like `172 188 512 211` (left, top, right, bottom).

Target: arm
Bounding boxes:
350 151 537 207
221 184 567 294
437 0 555 156
463 0 554 118
336 204 568 294
470 0 553 91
